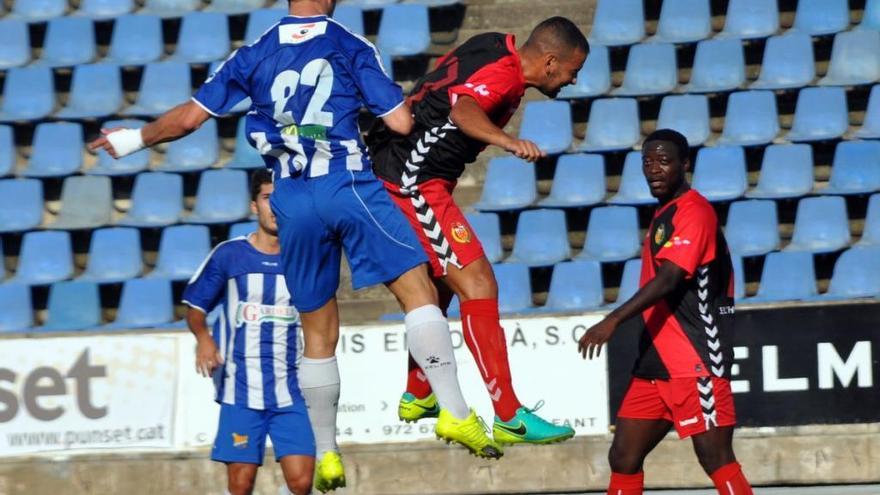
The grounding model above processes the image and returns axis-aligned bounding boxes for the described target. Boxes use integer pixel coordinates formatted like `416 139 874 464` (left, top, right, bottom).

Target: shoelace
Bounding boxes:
463 414 494 444
522 400 559 427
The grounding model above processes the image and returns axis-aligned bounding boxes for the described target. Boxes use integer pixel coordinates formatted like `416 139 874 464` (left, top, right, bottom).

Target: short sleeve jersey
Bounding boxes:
193 15 404 179
368 33 526 188
633 189 736 380
182 237 302 411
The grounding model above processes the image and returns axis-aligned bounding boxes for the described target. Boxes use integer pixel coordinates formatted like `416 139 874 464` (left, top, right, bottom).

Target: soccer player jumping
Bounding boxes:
578 129 753 495
367 17 587 445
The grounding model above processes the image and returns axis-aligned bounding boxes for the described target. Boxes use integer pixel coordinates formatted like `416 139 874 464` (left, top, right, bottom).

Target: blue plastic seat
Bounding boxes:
106 278 174 329
539 153 606 208
614 43 677 96
76 0 132 18
34 17 95 67
472 157 536 211
750 33 815 90
245 9 286 44
608 151 657 205
718 91 779 146
171 12 230 64
786 87 848 142
140 0 199 17
12 231 73 285
577 206 641 262
0 179 42 233
861 0 880 31
748 251 816 302
507 209 570 267
402 0 459 6
648 0 711 44
346 0 397 10
747 144 814 199
557 45 610 99
119 172 183 227
22 122 83 177
40 281 102 332
717 0 779 39
492 263 534 314
0 284 32 332
227 119 264 169
465 212 503 263
11 0 66 22
104 14 162 65
790 0 849 36
57 64 122 119
185 169 250 224
731 254 746 300
818 31 880 87
378 4 430 57
692 146 748 202
518 101 572 154
613 258 642 306
229 221 257 240
77 227 142 283
683 38 746 93
579 98 640 152
588 0 645 46
657 94 710 146
541 260 604 313
855 85 880 139
124 62 192 117
148 225 211 281
819 247 880 300
50 176 112 230
858 194 880 247
785 196 851 253
0 66 54 122
0 19 30 69
332 4 365 35
725 199 780 256
204 0 263 14
156 119 219 172
0 126 15 177
823 141 880 195
88 120 150 176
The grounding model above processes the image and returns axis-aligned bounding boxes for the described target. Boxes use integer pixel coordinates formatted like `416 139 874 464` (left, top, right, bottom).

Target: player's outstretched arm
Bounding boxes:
449 95 545 163
186 307 223 377
578 261 687 360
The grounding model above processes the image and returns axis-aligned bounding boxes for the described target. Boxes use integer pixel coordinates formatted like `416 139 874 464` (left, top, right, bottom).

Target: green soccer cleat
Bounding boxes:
435 408 504 459
492 402 576 445
398 392 440 423
314 451 346 493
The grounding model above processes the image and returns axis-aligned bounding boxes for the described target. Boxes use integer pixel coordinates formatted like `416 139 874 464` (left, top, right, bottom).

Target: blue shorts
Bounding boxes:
270 170 428 312
212 401 315 465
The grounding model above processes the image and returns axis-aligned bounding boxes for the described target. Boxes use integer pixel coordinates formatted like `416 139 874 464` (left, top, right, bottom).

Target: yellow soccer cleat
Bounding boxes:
398 392 440 423
434 408 503 459
314 451 346 493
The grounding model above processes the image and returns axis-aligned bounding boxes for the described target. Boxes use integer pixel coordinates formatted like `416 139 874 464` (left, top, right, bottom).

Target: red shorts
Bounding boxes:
382 178 485 279
618 376 737 439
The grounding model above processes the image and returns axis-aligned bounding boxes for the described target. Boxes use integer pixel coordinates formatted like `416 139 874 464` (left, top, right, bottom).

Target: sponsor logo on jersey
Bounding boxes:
450 222 471 243
279 22 328 45
232 433 249 448
235 303 299 327
663 236 692 249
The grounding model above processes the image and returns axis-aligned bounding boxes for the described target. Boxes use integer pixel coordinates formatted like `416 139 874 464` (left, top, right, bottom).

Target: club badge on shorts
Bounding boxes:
451 222 471 243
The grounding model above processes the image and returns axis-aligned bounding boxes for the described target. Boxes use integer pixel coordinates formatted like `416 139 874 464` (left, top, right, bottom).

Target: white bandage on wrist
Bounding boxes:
106 128 145 157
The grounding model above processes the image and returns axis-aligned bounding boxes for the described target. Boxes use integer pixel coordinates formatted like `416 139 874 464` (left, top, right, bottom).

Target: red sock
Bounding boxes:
710 462 753 495
607 471 644 495
405 353 433 399
460 299 521 421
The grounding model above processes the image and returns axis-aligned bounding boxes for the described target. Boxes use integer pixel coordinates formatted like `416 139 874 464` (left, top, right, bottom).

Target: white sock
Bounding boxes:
299 356 340 456
405 305 470 418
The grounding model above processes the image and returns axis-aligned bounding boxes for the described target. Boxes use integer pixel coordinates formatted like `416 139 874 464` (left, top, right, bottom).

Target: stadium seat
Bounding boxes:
0 284 32 332
472 157 536 211
0 126 14 177
77 227 142 283
578 98 640 152
76 0 133 18
34 17 95 68
818 247 880 300
613 258 642 306
731 254 746 300
492 263 534 314
683 38 746 93
156 119 219 172
185 169 250 224
750 33 815 90
88 120 150 176
518 101 572 154
861 0 880 31
227 119 264 169
0 66 54 122
118 172 183 227
0 179 42 233
692 146 748 202
378 4 430 57
0 19 30 69
786 87 849 142
106 278 174 329
855 85 880 139
790 0 849 36
647 0 711 44
785 196 851 253
465 213 503 263
245 8 286 44
104 14 163 66
614 43 677 96
22 122 83 178
11 0 66 22
141 0 199 17
12 231 73 285
577 206 641 262
725 199 780 257
538 153 606 208
858 194 880 247
557 44 610 99
746 144 814 199
57 64 122 119
716 0 779 39
204 0 263 14
123 62 192 117
50 176 112 230
717 91 780 147
656 94 710 146
507 209 570 267
148 225 211 281
608 151 657 205
403 0 460 6
331 4 365 35
817 31 880 87
40 281 102 332
588 0 645 46
346 0 397 10
541 260 604 313
823 141 880 195
748 251 817 302
171 12 231 64
229 221 257 239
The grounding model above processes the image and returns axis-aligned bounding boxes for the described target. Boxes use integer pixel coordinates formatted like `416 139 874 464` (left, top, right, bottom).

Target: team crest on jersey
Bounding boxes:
653 224 667 246
451 222 471 243
232 433 248 448
279 22 328 45
235 303 299 327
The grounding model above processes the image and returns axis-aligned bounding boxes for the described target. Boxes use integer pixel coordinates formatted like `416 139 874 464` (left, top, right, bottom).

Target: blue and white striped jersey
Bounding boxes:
182 236 302 411
192 14 404 179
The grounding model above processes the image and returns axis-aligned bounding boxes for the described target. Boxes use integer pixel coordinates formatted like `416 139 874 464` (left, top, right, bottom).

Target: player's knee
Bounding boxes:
227 470 256 495
695 445 735 475
457 263 497 301
284 471 313 495
608 444 643 474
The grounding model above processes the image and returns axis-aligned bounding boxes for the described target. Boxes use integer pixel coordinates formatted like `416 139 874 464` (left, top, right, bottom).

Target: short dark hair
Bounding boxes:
644 128 690 163
250 169 273 201
525 16 589 55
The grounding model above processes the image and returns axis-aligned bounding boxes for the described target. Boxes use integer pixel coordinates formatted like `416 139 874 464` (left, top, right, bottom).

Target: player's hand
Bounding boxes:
502 137 545 163
578 317 618 360
195 335 223 377
86 127 126 159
